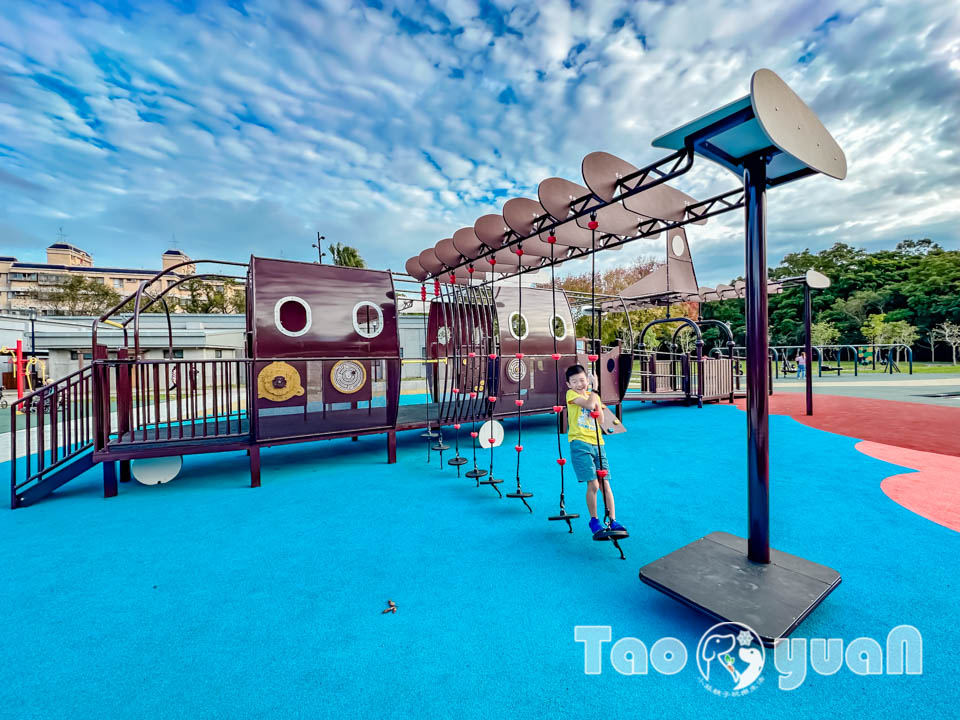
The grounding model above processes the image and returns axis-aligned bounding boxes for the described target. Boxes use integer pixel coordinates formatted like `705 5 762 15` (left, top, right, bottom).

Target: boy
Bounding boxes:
565 364 627 538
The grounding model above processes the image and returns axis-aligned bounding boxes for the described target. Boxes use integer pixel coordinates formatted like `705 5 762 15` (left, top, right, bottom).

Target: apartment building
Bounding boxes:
0 244 223 316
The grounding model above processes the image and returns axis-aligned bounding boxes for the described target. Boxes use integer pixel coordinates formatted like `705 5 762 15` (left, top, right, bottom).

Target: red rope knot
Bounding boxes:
588 220 599 230
514 399 524 407
452 388 460 394
556 458 566 466
515 246 523 256
433 279 441 296
552 405 564 413
589 410 601 419
467 265 475 274
596 469 609 479
488 353 498 360
454 423 461 430
489 257 497 265
470 431 479 438
514 444 523 452
468 352 476 357
449 273 456 284
547 234 557 244
488 395 498 402
551 353 561 360
420 286 427 300
487 437 496 444
515 352 524 359
587 354 599 362
469 391 477 398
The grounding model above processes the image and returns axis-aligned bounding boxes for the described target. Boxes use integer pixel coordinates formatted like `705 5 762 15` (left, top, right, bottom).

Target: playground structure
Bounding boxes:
7 69 848 644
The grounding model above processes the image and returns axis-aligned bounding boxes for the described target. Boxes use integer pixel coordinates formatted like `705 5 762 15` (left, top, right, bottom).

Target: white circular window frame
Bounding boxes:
671 233 686 258
352 301 384 339
550 314 569 341
508 311 529 341
274 296 312 337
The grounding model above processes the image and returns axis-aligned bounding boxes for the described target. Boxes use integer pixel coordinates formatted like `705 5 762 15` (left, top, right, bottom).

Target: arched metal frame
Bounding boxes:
637 316 704 408
673 319 736 404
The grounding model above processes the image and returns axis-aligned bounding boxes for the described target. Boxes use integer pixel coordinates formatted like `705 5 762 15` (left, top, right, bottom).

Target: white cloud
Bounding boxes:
0 0 955 287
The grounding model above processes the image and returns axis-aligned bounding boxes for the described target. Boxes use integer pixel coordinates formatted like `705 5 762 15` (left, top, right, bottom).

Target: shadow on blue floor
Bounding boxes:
1 402 957 718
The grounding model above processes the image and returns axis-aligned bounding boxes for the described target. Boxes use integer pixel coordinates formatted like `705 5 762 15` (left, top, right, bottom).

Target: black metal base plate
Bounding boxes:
421 430 439 438
639 531 841 645
465 468 488 478
432 443 450 451
506 491 533 498
548 512 580 521
478 477 503 485
448 456 468 466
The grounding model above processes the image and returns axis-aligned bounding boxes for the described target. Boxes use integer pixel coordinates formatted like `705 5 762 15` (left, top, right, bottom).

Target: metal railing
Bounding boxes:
94 358 250 450
10 365 95 508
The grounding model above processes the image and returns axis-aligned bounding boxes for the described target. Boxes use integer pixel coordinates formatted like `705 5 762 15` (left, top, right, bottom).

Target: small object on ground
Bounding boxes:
382 599 397 614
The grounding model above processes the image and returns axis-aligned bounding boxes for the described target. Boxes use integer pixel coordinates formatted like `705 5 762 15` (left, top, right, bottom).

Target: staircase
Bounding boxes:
9 365 97 508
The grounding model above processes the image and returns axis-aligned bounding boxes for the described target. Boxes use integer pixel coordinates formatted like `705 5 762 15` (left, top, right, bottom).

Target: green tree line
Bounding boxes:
701 239 960 359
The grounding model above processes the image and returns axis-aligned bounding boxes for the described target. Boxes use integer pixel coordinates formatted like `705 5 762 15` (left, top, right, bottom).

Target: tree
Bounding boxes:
886 320 919 362
42 276 121 316
933 321 960 364
860 314 889 345
832 289 885 326
810 321 840 347
224 278 246 314
179 278 231 314
328 243 366 268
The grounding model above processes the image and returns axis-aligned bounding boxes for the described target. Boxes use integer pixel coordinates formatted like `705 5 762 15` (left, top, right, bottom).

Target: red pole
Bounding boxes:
15 339 23 400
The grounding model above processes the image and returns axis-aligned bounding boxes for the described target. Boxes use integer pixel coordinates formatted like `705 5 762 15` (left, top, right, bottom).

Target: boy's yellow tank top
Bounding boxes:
566 389 604 446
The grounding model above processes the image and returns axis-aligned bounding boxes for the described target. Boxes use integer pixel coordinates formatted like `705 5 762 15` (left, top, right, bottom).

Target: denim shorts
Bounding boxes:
569 440 610 483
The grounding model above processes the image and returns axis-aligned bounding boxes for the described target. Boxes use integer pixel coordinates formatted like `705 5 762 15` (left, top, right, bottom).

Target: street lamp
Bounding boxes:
312 233 326 264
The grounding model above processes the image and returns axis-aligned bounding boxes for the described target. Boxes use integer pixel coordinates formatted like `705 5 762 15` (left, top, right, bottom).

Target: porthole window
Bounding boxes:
550 315 568 340
671 233 686 257
353 301 384 339
509 312 529 340
275 296 312 337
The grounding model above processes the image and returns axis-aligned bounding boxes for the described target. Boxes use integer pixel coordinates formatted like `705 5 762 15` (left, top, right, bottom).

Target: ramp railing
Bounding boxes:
10 365 95 508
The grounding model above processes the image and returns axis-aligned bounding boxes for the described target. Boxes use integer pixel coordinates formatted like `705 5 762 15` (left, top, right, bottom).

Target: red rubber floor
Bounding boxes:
734 393 960 457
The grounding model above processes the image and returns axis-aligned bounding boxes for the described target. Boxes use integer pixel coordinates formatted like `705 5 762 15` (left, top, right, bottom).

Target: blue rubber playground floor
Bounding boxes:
1 402 957 719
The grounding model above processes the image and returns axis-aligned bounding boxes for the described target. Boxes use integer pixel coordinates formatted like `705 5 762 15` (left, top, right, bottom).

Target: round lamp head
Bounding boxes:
805 269 831 289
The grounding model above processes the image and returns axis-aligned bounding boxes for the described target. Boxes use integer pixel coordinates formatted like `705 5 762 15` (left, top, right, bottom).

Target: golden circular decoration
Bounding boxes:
330 360 367 394
257 361 305 402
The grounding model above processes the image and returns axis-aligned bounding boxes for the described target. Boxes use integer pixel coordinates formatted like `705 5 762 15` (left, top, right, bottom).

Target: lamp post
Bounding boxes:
312 233 326 264
778 268 831 416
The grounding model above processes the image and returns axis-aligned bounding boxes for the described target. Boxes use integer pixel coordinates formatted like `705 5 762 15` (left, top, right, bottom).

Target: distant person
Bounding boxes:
796 351 806 379
565 364 627 539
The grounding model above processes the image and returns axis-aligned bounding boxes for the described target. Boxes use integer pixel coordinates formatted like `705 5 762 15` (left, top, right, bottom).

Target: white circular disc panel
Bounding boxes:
478 420 504 448
132 455 183 485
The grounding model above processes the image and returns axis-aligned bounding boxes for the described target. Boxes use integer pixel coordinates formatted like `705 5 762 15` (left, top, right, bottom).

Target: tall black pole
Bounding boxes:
804 283 813 416
744 156 770 565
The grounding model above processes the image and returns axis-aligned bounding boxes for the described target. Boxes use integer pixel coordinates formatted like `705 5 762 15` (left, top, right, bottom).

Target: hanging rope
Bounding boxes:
547 233 578 532
431 277 450 460
589 214 625 559
421 282 434 462
465 264 487 483
506 244 532 512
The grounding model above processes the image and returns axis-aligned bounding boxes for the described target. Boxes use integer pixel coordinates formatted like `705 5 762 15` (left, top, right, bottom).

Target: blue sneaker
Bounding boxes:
589 517 603 535
608 520 627 532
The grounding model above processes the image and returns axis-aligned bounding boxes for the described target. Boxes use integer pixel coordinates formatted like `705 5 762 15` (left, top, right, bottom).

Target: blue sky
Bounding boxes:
0 0 958 285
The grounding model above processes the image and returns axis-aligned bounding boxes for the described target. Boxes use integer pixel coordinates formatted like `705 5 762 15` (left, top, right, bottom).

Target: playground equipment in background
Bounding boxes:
765 343 913 378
